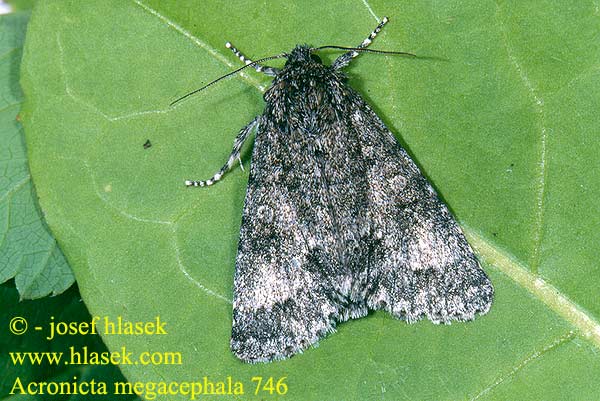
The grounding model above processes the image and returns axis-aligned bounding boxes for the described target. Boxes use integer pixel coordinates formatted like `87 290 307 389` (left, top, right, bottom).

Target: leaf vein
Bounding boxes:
470 330 575 400
0 101 22 114
550 64 600 99
0 46 20 62
360 0 380 22
56 157 231 303
19 247 56 298
57 156 173 225
55 32 172 122
466 228 600 349
495 1 548 274
132 0 266 92
171 224 232 303
0 175 29 205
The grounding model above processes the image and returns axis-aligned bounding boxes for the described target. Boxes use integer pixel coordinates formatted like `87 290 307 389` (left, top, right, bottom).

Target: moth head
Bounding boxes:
285 45 323 66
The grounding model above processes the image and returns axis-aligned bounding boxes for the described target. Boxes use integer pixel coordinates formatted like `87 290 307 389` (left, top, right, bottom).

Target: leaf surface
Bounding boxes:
20 1 600 399
0 11 72 298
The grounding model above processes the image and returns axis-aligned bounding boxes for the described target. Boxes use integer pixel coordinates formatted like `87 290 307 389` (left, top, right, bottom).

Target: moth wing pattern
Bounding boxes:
231 115 340 363
230 90 493 363
349 96 494 323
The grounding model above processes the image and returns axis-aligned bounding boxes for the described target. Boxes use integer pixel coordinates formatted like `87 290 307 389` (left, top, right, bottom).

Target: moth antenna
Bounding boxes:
329 16 414 69
170 54 287 106
225 42 279 76
315 46 416 57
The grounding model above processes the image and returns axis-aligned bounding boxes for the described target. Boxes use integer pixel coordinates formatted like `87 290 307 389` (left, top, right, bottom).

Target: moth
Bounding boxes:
179 17 494 363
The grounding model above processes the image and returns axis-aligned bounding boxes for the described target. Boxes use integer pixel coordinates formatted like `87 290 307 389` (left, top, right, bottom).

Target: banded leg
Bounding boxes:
333 16 389 69
226 42 279 76
185 116 259 187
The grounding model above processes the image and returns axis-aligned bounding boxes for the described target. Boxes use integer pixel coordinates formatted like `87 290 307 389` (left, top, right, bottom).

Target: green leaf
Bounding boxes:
0 11 73 298
0 281 140 400
20 1 600 400
6 0 37 12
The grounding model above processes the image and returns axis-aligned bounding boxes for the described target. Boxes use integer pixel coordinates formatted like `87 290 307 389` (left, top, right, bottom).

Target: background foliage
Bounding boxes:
0 9 137 400
13 1 600 400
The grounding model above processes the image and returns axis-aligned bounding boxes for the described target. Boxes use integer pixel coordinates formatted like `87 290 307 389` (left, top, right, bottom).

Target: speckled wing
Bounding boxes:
349 96 494 323
230 116 342 363
230 86 493 363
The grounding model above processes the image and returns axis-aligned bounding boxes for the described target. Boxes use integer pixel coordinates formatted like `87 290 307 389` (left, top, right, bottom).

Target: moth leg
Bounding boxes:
185 116 259 187
225 42 279 76
333 16 389 69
